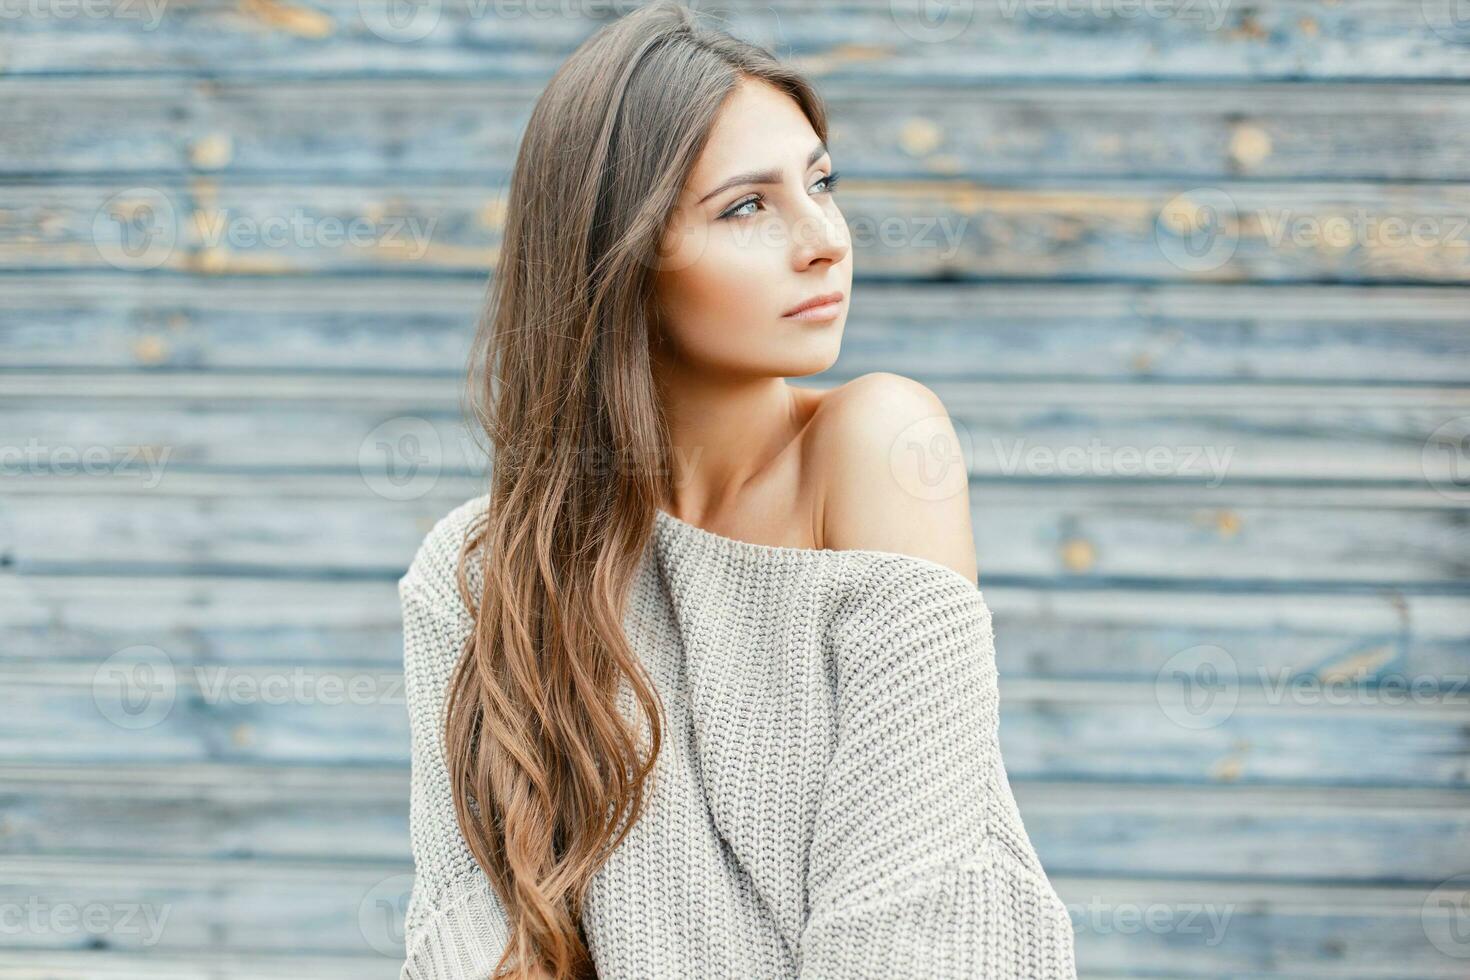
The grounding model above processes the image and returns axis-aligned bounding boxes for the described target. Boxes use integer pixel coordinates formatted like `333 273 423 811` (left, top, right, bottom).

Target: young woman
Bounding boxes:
397 3 1077 977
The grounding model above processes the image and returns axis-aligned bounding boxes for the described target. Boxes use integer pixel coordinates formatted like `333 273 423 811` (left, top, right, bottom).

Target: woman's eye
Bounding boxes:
718 171 842 221
723 196 761 219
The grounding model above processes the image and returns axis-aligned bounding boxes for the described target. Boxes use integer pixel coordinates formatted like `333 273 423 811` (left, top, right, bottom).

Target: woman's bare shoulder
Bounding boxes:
803 373 979 583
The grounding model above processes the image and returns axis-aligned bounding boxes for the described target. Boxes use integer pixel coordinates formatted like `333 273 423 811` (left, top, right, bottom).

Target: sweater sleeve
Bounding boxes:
797 561 1078 979
398 570 512 979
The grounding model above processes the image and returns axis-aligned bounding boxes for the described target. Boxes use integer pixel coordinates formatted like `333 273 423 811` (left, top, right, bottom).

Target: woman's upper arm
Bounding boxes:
798 563 1077 979
398 574 512 978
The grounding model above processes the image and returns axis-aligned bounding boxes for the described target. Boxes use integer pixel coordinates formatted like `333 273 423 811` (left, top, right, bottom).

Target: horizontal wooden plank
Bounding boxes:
0 950 399 979
1 855 1462 975
7 0 1470 82
5 763 1467 885
1018 782 1470 886
2 375 1466 496
3 472 1469 590
5 179 1470 282
0 854 413 956
3 275 1468 382
2 663 1464 785
6 551 1468 686
0 764 412 865
1061 876 1470 978
7 78 1470 181
0 563 414 665
1003 678 1470 787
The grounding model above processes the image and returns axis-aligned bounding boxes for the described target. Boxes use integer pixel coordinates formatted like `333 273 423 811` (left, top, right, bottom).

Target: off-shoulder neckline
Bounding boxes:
653 508 982 594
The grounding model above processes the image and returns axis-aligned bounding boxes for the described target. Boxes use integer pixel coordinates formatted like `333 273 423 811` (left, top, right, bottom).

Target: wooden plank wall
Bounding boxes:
3 1 1469 976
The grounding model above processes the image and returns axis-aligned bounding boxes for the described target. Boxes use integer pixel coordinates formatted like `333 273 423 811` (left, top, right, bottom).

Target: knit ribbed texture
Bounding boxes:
398 494 1078 979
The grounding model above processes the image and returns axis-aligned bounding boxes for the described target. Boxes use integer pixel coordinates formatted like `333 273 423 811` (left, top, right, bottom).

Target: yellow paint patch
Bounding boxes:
1157 191 1241 247
790 44 893 76
1317 645 1395 684
1061 537 1095 573
189 176 219 210
1189 508 1241 537
1230 12 1268 41
189 244 292 275
1228 123 1272 170
927 154 963 175
190 133 234 170
1210 756 1243 781
854 179 1157 221
478 195 508 230
239 0 334 38
899 118 943 157
195 246 230 274
132 334 170 365
38 210 66 238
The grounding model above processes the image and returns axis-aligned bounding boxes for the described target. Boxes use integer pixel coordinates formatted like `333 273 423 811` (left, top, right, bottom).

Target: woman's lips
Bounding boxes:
783 300 843 321
781 292 845 320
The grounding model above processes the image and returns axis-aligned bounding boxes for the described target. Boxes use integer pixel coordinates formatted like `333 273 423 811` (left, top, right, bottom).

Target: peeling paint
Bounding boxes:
238 0 334 38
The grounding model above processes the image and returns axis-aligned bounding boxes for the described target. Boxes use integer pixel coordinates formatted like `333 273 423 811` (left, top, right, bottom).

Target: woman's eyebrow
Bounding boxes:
695 141 830 205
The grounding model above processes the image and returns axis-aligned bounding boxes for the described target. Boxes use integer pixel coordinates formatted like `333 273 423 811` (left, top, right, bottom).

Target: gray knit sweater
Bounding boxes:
398 494 1078 979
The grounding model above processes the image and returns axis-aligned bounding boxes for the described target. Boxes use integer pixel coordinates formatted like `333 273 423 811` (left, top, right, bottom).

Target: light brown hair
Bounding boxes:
442 3 829 976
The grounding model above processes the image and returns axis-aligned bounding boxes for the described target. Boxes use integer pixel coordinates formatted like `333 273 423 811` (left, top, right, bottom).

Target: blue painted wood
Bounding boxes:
2 662 1466 787
2 379 1466 493
8 179 1470 282
7 764 1468 885
3 276 1468 381
1 858 1462 976
6 80 1470 181
5 477 1470 593
6 0 1470 81
3 2 1467 975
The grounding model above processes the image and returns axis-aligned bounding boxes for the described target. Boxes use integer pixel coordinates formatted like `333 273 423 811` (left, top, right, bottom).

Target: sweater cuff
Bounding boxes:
401 876 512 980
798 837 1077 979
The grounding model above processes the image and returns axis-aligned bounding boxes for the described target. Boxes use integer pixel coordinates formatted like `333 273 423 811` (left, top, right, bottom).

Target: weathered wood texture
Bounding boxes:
2 1 1468 976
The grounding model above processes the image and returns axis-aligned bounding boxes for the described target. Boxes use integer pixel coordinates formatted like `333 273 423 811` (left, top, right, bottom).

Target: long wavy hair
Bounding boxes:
440 3 828 977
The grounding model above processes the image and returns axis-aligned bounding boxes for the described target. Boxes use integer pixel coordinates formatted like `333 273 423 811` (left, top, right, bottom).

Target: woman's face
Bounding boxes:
653 78 852 379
